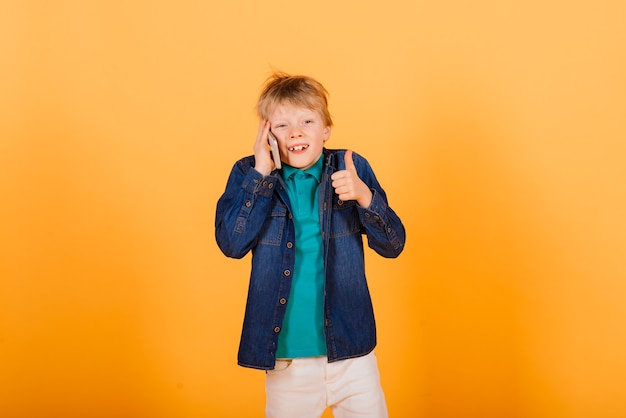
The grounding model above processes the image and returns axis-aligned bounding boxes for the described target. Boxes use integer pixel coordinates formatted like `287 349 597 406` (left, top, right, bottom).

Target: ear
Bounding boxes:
323 126 332 142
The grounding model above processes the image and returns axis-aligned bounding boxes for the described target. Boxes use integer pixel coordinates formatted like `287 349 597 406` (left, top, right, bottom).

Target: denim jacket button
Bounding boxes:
283 270 291 276
279 298 287 305
286 242 293 248
245 201 251 207
274 327 281 333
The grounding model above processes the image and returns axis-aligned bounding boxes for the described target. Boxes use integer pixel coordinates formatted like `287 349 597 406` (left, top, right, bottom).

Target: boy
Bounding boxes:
215 72 405 418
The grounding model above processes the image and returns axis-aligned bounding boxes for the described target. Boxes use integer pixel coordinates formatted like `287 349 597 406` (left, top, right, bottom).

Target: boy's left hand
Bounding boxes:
331 150 373 208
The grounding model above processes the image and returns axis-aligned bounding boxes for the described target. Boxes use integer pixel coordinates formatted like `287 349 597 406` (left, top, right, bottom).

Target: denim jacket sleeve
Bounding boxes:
215 156 280 259
344 151 406 258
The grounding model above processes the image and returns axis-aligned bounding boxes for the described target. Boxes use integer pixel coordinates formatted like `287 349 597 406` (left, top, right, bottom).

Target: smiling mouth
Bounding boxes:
288 145 309 151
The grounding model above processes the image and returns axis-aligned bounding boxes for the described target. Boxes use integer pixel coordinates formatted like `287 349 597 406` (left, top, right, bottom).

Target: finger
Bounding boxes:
331 170 348 181
258 120 270 141
344 149 356 171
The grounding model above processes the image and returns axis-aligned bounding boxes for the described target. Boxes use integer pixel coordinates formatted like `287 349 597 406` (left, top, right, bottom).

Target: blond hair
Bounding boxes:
256 72 333 127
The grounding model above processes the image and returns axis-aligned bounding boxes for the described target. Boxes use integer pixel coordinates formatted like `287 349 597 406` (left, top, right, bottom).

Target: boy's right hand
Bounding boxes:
253 119 274 176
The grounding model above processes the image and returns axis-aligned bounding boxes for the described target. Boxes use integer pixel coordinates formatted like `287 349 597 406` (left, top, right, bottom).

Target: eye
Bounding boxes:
304 120 313 124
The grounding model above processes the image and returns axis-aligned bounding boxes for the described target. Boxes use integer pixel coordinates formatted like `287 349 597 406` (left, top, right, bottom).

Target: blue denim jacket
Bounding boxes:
215 149 405 370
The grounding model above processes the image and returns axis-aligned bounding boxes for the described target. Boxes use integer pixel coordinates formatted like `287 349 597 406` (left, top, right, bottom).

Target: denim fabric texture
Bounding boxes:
215 149 406 370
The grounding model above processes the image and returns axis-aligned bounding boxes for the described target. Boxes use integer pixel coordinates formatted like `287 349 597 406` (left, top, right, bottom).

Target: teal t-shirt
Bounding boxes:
276 156 327 358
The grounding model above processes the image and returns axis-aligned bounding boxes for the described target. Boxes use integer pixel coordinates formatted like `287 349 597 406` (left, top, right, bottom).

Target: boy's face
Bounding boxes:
269 102 331 171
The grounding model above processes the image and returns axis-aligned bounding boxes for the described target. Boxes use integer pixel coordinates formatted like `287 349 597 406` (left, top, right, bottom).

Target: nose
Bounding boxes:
288 127 303 139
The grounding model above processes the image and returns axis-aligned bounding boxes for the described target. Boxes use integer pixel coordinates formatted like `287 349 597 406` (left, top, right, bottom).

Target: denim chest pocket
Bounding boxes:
330 199 362 238
258 203 287 246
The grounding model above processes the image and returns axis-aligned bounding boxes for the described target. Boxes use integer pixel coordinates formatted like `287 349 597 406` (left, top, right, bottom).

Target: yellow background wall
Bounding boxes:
1 1 625 417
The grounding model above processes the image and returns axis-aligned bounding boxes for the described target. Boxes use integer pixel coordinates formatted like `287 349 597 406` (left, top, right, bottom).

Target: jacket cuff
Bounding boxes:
358 190 401 245
244 169 279 198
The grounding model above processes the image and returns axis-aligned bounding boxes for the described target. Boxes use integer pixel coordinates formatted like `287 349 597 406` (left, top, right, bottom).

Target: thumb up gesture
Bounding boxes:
331 150 373 208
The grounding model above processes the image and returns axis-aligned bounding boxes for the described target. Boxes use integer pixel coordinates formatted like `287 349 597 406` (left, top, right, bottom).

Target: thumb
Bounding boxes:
344 149 356 171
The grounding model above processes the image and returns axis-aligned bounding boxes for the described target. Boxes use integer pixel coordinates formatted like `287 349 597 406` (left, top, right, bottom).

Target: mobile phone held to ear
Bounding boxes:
268 131 282 169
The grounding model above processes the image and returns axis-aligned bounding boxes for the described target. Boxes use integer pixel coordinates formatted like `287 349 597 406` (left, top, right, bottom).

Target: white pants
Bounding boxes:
265 351 388 418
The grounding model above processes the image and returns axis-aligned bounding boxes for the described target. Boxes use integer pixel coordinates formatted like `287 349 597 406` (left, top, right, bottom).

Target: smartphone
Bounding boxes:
268 131 282 169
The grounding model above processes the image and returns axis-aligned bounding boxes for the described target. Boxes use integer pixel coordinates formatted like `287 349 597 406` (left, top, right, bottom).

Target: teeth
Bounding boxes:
289 145 308 151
